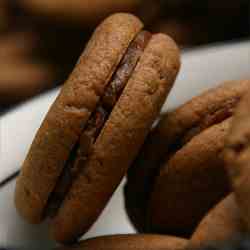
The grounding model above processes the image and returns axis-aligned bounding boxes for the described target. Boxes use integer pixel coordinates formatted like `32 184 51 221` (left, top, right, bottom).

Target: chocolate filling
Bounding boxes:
45 31 152 216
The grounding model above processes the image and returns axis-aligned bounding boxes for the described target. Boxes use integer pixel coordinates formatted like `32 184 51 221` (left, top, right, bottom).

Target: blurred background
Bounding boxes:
0 0 249 113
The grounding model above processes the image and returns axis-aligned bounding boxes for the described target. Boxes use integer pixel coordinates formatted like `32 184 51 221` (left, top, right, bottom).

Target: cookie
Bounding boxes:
59 234 187 250
224 87 250 232
125 80 250 236
19 0 142 25
15 13 180 243
188 194 246 250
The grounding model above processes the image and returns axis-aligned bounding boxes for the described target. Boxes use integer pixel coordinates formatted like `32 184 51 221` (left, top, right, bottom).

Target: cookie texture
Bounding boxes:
224 85 250 232
149 117 232 235
15 13 143 224
59 234 188 250
51 33 180 243
125 80 250 235
188 194 245 250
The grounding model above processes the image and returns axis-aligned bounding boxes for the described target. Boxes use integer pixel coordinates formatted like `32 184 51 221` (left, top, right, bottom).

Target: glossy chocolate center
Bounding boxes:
45 30 152 216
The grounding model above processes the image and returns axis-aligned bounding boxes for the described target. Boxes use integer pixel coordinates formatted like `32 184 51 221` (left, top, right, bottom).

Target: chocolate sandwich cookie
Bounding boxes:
15 13 180 243
188 194 246 250
59 234 188 250
19 0 142 25
225 88 250 232
125 80 250 236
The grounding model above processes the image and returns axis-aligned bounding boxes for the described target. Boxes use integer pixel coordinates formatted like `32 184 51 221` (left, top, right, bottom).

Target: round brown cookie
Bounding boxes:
18 0 142 25
224 87 250 232
188 194 246 250
125 80 250 235
149 117 232 235
15 13 180 243
58 234 188 250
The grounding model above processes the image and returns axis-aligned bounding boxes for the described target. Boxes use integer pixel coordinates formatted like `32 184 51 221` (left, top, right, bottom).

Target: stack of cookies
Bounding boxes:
12 11 250 250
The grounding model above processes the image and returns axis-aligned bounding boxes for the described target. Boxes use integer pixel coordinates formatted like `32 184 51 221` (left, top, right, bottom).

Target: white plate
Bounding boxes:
1 40 250 248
